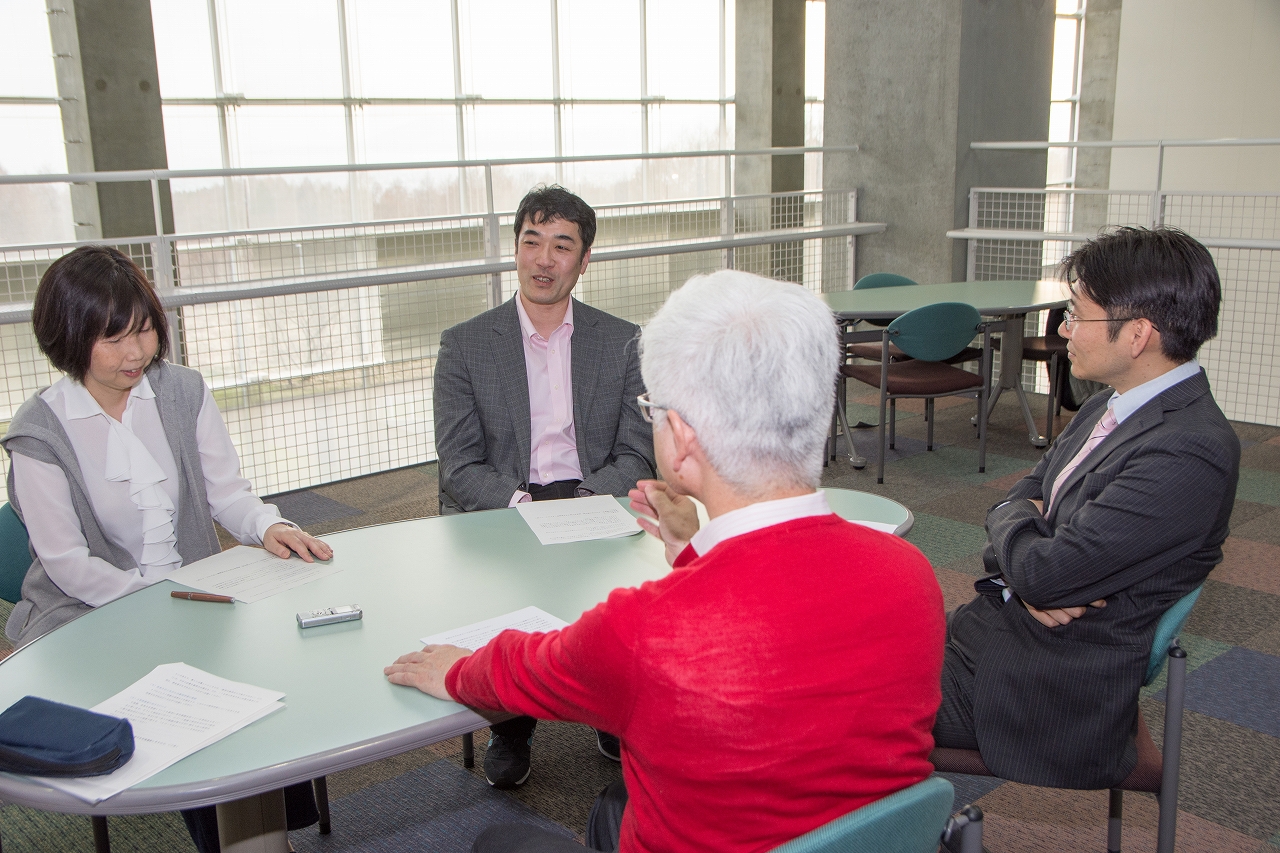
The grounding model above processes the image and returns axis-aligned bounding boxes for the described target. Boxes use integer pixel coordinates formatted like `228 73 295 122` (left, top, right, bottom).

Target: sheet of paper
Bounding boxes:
420 605 569 650
850 519 899 534
164 545 341 603
38 663 285 804
516 495 643 545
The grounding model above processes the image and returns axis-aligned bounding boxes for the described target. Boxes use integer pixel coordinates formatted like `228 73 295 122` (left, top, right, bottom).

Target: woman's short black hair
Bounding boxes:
32 246 170 381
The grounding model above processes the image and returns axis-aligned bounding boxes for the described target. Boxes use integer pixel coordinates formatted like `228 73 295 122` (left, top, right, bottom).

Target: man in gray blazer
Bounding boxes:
933 227 1240 790
433 185 655 787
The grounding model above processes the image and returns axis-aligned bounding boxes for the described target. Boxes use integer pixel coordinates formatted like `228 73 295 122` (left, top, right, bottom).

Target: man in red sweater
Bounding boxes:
385 270 945 853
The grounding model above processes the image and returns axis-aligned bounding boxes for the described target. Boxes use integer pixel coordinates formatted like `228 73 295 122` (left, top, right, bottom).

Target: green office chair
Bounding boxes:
1 503 116 853
854 272 918 290
0 502 31 606
770 776 984 853
830 275 923 469
930 585 1203 853
0 503 334 852
845 273 983 365
845 273 919 360
833 273 922 467
840 303 993 483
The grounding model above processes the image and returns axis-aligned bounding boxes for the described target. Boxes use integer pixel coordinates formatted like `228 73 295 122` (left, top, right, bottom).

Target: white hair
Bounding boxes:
640 270 840 496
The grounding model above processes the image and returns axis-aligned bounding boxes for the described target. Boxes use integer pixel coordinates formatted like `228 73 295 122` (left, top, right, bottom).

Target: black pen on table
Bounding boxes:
170 591 235 604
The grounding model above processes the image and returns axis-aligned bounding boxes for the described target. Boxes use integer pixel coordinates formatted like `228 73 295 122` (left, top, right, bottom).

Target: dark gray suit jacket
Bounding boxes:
433 297 655 513
946 369 1239 789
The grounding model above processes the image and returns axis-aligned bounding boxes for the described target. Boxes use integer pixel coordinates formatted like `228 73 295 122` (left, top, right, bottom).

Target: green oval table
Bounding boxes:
824 279 1070 447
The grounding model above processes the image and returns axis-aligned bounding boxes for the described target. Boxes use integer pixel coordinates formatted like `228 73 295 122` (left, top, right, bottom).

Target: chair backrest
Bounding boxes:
886 302 983 362
854 272 918 290
1045 307 1066 338
771 776 955 853
0 502 32 605
1144 585 1203 686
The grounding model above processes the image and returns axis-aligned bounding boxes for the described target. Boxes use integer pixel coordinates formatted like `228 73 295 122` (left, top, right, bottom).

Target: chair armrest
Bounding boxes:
942 804 985 853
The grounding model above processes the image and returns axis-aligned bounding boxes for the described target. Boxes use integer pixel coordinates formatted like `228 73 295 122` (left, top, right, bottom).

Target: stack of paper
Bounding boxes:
165 546 342 603
39 663 284 804
516 495 643 545
420 606 569 649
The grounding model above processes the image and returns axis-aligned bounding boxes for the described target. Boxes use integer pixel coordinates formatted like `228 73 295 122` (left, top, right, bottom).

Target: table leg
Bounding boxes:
92 816 110 853
984 314 1050 448
216 790 289 853
313 776 331 835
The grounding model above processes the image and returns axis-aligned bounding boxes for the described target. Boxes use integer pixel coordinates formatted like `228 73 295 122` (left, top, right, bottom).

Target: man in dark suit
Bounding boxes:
433 185 654 787
933 226 1241 789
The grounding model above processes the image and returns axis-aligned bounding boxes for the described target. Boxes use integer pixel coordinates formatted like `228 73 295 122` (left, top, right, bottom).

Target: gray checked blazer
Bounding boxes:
945 369 1239 789
433 297 655 513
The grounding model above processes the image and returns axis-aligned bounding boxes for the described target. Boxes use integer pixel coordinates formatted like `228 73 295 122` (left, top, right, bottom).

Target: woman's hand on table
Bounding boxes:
263 523 333 562
385 645 472 700
628 479 700 566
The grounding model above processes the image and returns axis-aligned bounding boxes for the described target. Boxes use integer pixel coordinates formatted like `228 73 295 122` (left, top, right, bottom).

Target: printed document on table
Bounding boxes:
420 606 569 649
165 545 341 603
37 663 285 804
850 519 899 534
516 495 643 545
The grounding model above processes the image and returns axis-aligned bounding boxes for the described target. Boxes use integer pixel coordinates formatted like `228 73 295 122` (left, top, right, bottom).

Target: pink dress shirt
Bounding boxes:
509 296 584 506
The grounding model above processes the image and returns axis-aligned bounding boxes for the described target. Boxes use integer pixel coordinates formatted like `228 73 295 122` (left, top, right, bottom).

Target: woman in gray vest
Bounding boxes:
1 245 330 852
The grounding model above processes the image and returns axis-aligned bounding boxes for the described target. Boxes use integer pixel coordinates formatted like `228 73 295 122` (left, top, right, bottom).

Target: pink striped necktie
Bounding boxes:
1047 407 1118 513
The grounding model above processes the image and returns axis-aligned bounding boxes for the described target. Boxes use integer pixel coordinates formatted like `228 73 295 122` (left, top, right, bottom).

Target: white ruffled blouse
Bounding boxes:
11 375 287 607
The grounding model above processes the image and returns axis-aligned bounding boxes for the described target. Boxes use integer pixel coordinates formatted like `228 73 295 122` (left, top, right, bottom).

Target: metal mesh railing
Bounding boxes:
0 240 158 304
171 216 491 290
0 188 874 492
1161 194 1280 241
959 188 1280 427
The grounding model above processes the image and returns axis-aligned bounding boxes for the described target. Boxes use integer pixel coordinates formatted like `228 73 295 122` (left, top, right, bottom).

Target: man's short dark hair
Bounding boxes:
33 245 170 381
513 185 596 256
1060 226 1220 362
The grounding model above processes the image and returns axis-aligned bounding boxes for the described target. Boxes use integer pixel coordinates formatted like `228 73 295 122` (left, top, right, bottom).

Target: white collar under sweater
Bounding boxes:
689 490 832 557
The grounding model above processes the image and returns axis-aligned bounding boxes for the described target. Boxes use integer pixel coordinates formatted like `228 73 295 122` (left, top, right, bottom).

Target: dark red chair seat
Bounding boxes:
842 360 984 397
1022 334 1068 359
847 341 908 361
929 712 1162 794
848 343 985 364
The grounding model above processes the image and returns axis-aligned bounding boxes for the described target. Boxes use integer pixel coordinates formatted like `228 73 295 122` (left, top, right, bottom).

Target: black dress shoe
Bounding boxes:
596 730 621 762
484 733 532 788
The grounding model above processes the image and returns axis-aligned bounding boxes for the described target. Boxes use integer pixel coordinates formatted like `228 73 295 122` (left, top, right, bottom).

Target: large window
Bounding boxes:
1047 0 1084 187
0 0 73 243
153 0 739 231
0 0 832 241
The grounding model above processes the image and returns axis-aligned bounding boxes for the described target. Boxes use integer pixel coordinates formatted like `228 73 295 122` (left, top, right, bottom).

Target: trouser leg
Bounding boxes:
472 825 584 853
181 782 320 853
491 715 538 741
585 780 628 852
933 645 980 751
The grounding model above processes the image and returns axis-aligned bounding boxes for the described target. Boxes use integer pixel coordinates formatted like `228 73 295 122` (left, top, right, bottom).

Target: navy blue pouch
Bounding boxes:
0 696 134 777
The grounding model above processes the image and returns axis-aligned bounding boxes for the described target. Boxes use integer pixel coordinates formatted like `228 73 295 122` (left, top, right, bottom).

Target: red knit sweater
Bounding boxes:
447 514 944 853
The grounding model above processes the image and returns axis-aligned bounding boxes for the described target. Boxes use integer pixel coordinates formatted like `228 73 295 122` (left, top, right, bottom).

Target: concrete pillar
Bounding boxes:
46 1 100 240
823 0 1054 284
1074 0 1123 236
734 0 806 280
49 0 173 240
769 0 806 194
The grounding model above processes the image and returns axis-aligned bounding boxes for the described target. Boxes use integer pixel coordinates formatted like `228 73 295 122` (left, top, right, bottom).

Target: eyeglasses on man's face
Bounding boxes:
1061 308 1155 332
636 392 669 424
